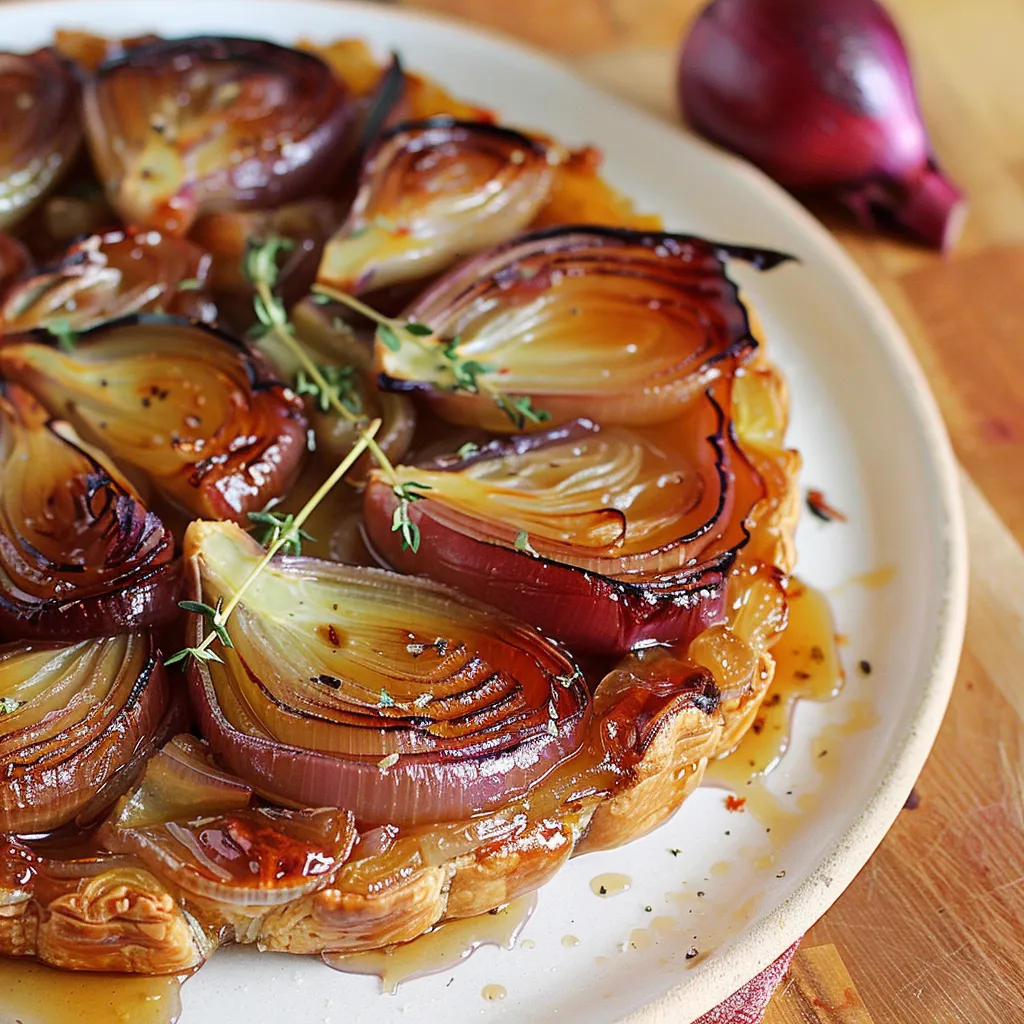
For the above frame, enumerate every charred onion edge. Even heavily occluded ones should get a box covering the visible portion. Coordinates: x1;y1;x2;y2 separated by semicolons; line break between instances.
0;381;181;639
379;223;795;397
365;392;753;650
378;115;551;157
11;311;292;392
421;399;742;561
0;633;173;834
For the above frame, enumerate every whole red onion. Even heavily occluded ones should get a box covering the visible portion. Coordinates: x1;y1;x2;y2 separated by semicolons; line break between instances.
678;0;966;251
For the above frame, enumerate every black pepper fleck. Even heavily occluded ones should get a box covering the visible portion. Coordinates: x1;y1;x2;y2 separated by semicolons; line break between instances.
685;947;699;960
858;659;872;675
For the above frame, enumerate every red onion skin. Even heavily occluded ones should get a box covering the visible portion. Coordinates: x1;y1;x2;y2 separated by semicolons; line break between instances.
188;656;588;829
362;477;728;657
0;561;183;643
678;0;966;250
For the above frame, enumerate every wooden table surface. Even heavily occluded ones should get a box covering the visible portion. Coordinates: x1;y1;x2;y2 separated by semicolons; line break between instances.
398;2;1022;1021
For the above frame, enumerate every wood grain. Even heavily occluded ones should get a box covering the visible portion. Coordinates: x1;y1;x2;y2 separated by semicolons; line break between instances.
763;945;874;1024
398;2;1024;1021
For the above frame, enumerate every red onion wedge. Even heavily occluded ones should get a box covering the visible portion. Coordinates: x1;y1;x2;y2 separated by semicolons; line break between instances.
678;0;966;251
0;384;179;639
0;49;82;232
83;36;355;234
365;392;764;655
0;316;309;523
1;229;216;334
0;632;170;834
103;735;357;909
183;520;590;828
317;119;563;295
379;225;791;431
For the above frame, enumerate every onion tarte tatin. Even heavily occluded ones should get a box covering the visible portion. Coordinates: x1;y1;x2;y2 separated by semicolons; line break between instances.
0;29;800;977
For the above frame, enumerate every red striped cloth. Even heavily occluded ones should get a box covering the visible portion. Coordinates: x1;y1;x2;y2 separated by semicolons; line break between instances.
691;941;801;1024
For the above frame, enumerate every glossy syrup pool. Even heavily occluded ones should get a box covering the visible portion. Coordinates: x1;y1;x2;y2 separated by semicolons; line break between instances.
706;579;844;789
0;960;182;1024
323;894;535;994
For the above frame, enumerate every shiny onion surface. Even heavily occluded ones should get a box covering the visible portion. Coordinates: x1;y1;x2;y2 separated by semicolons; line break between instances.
317;119;562;295
83;36;354;233
0;385;178;639
184;520;590;827
365;393;764;654
0;632;170;834
379;225;791;430
0;229;216;334
0;316;309;522
104;735;357;908
0;49;82;231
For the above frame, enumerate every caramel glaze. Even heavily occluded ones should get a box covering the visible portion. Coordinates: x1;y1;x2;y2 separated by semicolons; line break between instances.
707;579;844;783
0;960;183;1024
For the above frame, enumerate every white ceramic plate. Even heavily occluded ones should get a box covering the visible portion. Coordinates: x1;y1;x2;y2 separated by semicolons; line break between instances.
6;2;968;1020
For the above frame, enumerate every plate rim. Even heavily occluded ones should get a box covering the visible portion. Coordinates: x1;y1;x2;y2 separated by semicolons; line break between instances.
4;2;970;1020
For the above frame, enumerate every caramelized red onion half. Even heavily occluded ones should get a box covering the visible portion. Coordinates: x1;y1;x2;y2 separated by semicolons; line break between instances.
317;119;563;295
366;393;763;655
83;36;355;233
0;49;82;231
0;385;179;639
380;225;791;430
0;316;309;522
0;632;170;833
104;735;357;908
184;521;590;827
0;229;216;334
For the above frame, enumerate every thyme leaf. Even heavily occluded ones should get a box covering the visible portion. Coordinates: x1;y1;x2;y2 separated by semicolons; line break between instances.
46;318;77;353
247;510;315;555
514;530;539;557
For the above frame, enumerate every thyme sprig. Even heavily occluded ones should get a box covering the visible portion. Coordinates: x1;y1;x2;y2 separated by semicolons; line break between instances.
311;283;551;431
165;420;381;668
244;237;430;555
295;364;362;416
247;510;315;554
